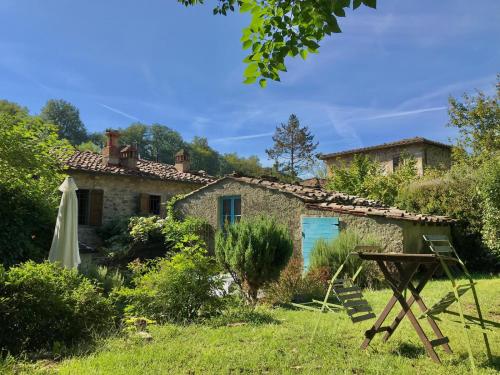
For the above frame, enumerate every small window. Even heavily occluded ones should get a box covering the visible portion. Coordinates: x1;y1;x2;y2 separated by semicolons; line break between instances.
392;156;400;171
220;196;241;227
149;195;161;215
77;189;90;225
76;189;103;226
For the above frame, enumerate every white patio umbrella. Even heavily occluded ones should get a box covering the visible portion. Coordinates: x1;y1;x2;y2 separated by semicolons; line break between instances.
48;176;81;269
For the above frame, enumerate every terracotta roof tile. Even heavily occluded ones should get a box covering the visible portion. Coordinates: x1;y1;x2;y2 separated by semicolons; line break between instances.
178;174;454;223
65;151;213;184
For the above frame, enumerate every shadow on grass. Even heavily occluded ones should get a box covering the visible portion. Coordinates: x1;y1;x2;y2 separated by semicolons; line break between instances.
207;308;281;328
448;352;500;372
391;343;426;359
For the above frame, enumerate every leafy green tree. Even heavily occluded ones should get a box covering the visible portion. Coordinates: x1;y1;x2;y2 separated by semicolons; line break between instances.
119;123;149;156
326;154;379;197
219;153;265;176
188;136;221;175
0;99;29;117
215;215;293;304
40;99;88;145
266;114;318;179
0;110;72;266
327;154;418;206
77;141;101;153
180;0;376;85
448;77;499;158
148;124;184;164
87;131;107;149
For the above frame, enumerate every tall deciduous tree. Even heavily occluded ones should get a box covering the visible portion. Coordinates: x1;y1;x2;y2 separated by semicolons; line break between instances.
180;0;376;86
40;99;88;145
266;114;318;178
188;136;221;175
149;124;184;164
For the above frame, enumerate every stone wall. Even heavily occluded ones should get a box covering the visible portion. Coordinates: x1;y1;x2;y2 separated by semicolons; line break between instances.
175;179;450;258
70;171;202;248
424;144;452;170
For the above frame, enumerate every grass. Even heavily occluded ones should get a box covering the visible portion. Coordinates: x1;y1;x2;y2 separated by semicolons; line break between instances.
5;276;500;375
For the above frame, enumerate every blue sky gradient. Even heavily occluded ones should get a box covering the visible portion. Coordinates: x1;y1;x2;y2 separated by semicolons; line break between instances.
1;0;498;166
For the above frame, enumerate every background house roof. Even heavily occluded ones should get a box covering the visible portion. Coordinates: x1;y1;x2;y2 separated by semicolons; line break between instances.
178;175;453;223
319;137;452;160
66;150;213;184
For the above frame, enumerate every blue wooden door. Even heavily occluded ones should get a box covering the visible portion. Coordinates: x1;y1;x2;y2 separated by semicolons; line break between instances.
301;217;339;270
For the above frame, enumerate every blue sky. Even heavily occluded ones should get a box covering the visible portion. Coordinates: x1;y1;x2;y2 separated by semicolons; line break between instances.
1;0;498;167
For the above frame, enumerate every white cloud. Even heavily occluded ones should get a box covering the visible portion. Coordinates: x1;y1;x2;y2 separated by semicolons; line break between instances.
98;103;140;121
211;132;274;143
358;106;447;121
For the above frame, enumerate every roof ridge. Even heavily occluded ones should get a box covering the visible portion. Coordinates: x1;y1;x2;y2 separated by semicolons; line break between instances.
319;136;452;160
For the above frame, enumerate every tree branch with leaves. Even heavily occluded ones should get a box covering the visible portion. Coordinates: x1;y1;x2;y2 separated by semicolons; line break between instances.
179;0;377;86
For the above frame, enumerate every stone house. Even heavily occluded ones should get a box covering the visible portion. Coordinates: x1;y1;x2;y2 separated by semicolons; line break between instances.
320;137;452;176
174;175;453;268
65;130;213;248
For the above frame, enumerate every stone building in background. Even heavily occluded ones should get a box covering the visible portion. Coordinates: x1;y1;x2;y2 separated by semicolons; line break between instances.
64;130;213;248
319;137;452;176
174;174;453;269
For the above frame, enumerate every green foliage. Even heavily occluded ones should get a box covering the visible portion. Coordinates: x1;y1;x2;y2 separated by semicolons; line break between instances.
0;261;114;354
447;76;499;158
478;156;500;257
115;247;223;323
215;215;293;303
77;140;101;153
219;153;267;177
266;114;318;179
0;99;29;117
188;136;222;175
129;215;207;251
309;229;383;288
80;264;125;296
0;109;72;266
40;99;88;145
180;0;376;85
262;255;326;305
327;154;418;206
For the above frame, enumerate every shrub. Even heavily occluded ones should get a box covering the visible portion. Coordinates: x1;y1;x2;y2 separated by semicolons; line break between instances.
80;264;125;296
114;246;223;324
0;261;114;355
101;215;209;266
262;256;325;305
309;229;383;288
215;215;293;304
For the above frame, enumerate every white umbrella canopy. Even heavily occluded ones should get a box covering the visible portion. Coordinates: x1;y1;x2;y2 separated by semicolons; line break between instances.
48;176;81;269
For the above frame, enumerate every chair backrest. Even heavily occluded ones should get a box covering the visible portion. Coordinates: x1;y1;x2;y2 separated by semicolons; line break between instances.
423;234;455;256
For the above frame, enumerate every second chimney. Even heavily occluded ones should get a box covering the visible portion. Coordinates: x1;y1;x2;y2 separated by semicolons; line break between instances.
175;149;190;173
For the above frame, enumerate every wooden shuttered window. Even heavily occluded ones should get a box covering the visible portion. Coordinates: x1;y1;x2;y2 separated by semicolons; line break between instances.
138;193;162;216
89;189;104;226
139;193;149;216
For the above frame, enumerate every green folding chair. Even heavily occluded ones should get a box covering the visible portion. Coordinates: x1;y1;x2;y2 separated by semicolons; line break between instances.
421;235;493;371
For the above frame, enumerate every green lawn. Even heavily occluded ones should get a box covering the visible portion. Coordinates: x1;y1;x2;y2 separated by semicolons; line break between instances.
11;277;500;375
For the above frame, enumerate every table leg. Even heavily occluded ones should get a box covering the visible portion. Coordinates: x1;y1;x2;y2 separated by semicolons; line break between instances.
382;263;452;354
378;261;442;364
361;261;419;350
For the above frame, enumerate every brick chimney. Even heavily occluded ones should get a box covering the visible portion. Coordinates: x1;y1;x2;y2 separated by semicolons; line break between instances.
175;149;190;173
120;143;138;169
102;130;120;166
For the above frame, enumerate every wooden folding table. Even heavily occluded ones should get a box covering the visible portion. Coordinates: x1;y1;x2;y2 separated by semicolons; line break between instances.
356;252;457;363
